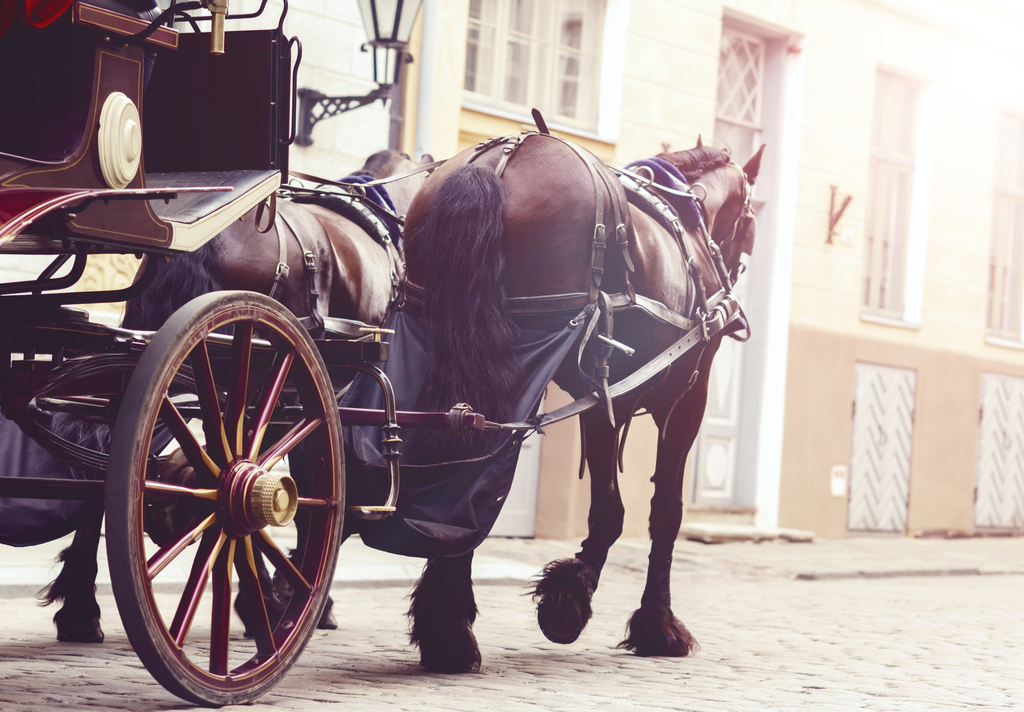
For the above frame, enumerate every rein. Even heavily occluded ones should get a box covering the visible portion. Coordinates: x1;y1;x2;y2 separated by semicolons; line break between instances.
401;136;752;435
288;163;444;226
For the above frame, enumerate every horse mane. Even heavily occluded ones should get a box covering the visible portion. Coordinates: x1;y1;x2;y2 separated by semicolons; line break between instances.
656;146;731;183
122;243;223;331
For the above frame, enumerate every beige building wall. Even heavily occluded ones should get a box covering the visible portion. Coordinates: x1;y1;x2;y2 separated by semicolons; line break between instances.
777;1;1024;536
421;0;1024;540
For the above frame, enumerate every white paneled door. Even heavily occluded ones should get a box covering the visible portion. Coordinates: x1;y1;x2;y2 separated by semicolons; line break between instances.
975;373;1024;531
848;363;916;533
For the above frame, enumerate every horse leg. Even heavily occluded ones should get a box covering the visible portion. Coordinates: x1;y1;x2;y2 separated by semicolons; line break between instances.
271;444;337;630
618;357;716;657
408;552;481;673
533;409;623;644
38;510;105;643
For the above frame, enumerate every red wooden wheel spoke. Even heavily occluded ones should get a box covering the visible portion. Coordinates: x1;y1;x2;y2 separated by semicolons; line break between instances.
143;481;218;500
234;536;277;656
209;538;236;676
159;396;220;479
147;512;218;579
169;528;227;647
224;321;254;457
107;293;343;705
246;350;294;460
253;529;312;597
189;341;232;466
255;416;323;471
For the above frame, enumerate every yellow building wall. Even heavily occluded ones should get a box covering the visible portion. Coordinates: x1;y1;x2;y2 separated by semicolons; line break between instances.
405;0;1024;539
790;0;1024;364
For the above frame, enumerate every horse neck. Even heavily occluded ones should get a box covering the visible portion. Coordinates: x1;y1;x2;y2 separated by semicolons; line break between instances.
374;158;424;216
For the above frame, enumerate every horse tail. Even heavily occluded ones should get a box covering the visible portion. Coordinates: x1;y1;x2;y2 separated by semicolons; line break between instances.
406;163;523;462
122;241;223;331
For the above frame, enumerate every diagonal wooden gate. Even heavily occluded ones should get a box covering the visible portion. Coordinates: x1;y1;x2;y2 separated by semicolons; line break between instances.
975;373;1024;531
848;363;916;533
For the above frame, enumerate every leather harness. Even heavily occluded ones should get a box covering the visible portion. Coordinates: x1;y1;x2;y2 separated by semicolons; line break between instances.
275;136;752;440
437;132;752;436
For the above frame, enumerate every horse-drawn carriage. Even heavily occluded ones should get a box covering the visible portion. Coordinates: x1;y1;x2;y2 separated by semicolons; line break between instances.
1;0;763;706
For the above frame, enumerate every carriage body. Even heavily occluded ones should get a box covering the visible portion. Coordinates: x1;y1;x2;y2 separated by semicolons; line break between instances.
0;2;398;705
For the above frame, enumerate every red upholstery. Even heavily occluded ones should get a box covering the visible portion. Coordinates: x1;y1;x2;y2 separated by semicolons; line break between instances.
0;0;75;37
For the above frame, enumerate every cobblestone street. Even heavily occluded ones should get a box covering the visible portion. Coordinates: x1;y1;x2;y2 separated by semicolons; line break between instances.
1;535;1022;711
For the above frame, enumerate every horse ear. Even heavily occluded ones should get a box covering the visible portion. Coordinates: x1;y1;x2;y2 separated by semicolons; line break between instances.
695;134;703;148
743;144;766;185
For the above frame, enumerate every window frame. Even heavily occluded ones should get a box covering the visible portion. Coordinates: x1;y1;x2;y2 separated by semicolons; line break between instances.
862;69;922;321
987;112;1024;341
714;28;766;163
463;0;606;133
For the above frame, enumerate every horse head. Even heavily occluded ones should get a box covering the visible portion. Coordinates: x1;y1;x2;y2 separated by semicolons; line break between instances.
716;145;764;282
658;143;765;285
357;149;429;217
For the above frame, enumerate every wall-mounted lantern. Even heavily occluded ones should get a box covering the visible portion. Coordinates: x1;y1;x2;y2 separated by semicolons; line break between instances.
295;0;424;148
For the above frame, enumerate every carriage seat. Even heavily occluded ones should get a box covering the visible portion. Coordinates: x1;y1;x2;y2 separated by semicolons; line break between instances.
146;169;280;252
80;0;162;22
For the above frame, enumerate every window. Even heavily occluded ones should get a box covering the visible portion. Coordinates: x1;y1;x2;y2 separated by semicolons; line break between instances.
464;0;603;130
987;113;1024;339
714;29;764;161
863;71;919;316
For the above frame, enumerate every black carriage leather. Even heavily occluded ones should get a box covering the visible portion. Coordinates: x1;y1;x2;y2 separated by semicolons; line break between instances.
0;414;101;547
289;189;398;252
147;169;276;224
340;308;588;558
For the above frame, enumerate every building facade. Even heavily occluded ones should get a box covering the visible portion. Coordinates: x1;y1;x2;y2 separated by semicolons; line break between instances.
395;0;1024;539
31;0;1022;539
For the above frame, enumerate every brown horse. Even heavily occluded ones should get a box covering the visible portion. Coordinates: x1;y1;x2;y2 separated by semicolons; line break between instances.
39;149;427;644
400;133;763;672
121;149;424;333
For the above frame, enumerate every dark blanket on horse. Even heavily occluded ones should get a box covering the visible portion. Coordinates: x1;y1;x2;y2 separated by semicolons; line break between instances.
340;306;591;558
339;173;403;248
294;173;403;251
624;157;703;231
0;414;101;547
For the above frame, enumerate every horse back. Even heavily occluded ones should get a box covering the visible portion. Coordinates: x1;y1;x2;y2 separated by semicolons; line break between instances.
405;137;604;300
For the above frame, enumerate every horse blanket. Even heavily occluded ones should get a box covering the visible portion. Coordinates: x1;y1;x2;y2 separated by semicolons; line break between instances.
340;305;593;558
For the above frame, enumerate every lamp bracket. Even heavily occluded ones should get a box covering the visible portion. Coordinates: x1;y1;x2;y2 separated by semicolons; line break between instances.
295;85;393;147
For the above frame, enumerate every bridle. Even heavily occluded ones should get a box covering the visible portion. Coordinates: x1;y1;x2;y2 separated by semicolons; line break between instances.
689;162;753;290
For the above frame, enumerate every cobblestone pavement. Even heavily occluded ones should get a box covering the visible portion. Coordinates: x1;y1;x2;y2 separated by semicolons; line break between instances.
1;535;1022;711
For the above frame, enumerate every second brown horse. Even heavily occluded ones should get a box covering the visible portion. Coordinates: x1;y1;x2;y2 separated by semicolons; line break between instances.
401;133;763;672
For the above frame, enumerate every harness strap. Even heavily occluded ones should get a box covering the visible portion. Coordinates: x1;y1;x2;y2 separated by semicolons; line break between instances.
268;214;290;302
276;209;325;333
488;291;742;432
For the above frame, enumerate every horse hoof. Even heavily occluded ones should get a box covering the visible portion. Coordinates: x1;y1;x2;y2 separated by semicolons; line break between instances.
55;617;104;644
317;597;338;630
417;626;481;673
617;605;698;657
234;592;287;638
531;558;597;644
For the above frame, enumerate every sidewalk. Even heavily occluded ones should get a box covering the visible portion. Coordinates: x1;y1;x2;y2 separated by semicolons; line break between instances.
3;527;1021;598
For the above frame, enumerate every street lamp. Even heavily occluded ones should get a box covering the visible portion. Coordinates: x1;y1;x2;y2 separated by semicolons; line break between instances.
295;0;424;148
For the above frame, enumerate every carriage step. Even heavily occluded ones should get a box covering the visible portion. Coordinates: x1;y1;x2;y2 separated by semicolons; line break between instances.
348;505;396;520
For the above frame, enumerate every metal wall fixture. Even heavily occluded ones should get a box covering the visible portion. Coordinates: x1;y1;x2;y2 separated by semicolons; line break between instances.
827;184;852;244
295;0;424;148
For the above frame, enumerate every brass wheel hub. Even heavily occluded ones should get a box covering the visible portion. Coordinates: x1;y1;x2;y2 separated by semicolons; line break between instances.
221;460;298;536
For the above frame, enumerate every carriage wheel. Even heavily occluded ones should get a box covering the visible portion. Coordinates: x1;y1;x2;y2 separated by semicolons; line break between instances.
106;291;343;706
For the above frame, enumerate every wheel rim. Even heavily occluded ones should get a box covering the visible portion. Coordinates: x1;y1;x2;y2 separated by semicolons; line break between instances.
107;292;343;706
